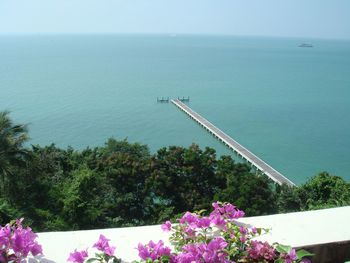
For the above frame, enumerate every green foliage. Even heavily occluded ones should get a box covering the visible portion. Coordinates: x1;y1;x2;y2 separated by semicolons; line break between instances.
296;249;314;260
96;145;151;227
61;166;108;229
146;144;219;216
214;159;278;216
101;138;150;160
0;198;23;225
0;111;29;196
1;111;349;231
276;183;302;213
277;172;350;213
299;172;350;209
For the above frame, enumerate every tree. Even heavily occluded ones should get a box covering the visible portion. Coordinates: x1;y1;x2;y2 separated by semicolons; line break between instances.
277;172;350;212
275;184;301;213
215;164;278;216
298;172;350;210
0;111;29;196
61;166;109;229
9;144;72;231
95;140;152;227
101;138;150;160
146;144;222;220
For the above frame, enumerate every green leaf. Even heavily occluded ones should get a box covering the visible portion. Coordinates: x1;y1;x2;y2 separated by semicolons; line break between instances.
275;244;291;254
86;258;99;263
195;209;207;215
296;249;314;259
257;227;262;235
9;219;17;226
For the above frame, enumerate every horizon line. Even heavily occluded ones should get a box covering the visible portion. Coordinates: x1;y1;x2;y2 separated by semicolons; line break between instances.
0;32;349;41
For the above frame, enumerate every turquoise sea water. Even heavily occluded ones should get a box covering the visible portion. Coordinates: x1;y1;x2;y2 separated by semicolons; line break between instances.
0;35;349;184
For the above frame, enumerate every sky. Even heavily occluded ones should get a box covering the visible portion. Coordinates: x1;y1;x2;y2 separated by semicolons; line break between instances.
0;0;350;39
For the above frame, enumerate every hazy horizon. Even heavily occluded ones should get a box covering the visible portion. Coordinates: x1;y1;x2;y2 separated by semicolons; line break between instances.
1;0;350;40
1;32;350;42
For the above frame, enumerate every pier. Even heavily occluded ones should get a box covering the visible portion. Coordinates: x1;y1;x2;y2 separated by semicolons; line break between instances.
178;96;190;102
171;99;295;186
157;97;169;103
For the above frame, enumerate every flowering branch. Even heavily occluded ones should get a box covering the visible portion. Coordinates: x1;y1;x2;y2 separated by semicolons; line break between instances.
135;202;313;263
68;234;121;263
0;218;43;263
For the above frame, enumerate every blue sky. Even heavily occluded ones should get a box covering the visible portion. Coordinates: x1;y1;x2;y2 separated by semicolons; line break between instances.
0;0;349;39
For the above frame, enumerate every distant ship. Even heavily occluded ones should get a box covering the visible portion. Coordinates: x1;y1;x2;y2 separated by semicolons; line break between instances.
299;43;313;48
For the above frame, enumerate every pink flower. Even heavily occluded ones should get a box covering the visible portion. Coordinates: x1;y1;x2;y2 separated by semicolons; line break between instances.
251;227;257;234
176;238;228;263
161;221;172;232
239;235;246;243
281;248;297;263
67;249;88;263
211;202;245;220
183;226;195;237
0;224;11;249
247;240;276;261
289;248;297;260
137;243;151;260
93;234;116;256
209;214;226;228
137;240;171;261
179;212;198;225
0;219;43;263
174;252;197;263
239;226;247;234
204;237;228;262
30;243;43;256
10;223;43;258
197;217;211;228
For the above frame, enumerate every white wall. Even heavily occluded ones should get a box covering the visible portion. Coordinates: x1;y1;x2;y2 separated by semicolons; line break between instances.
32;206;350;263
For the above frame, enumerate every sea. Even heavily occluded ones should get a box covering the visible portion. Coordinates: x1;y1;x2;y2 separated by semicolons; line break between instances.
0;34;349;184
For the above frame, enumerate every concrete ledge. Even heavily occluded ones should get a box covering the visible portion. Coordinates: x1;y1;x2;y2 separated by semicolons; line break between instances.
34;206;350;263
37;225;170;263
238;206;350;248
238;206;350;263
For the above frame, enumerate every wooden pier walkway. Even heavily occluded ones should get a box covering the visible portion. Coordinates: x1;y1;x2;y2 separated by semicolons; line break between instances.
171;99;295;186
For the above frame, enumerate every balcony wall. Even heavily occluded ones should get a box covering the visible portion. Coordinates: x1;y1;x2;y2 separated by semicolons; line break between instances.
33;206;350;263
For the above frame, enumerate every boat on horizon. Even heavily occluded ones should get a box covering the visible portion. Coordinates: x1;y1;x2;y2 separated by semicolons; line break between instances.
299;43;313;48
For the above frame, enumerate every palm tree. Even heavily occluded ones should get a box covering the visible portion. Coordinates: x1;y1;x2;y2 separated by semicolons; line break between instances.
0;111;29;194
